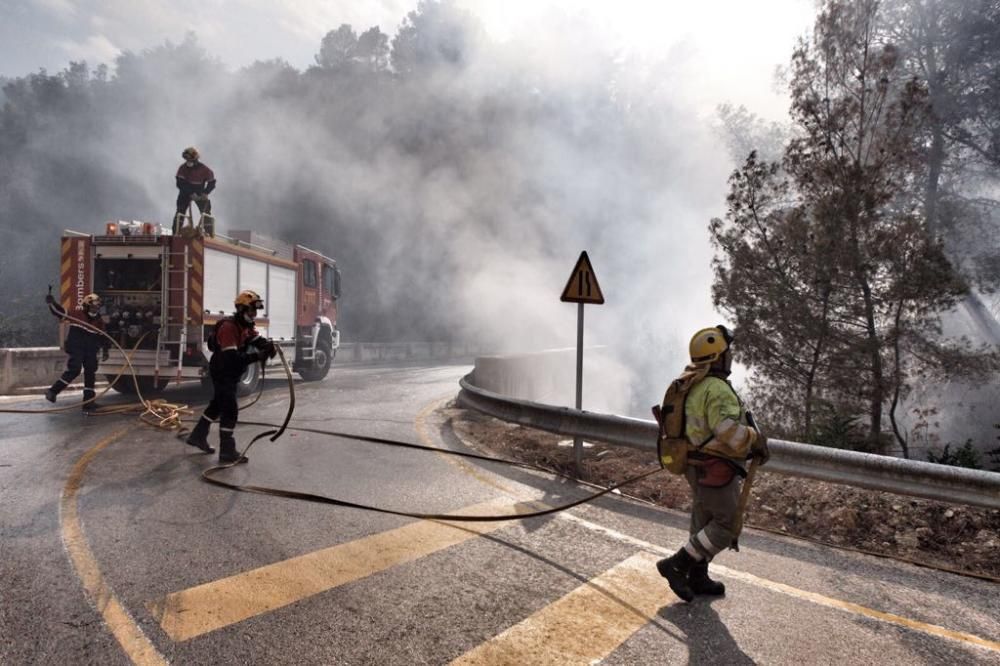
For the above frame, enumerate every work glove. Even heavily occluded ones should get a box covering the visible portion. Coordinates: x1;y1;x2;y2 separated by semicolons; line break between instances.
45;294;55;304
751;431;770;466
266;339;278;359
101;347;110;362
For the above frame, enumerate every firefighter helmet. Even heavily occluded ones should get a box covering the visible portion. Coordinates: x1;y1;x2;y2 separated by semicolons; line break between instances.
235;290;263;311
182;146;200;161
82;293;102;309
689;325;733;364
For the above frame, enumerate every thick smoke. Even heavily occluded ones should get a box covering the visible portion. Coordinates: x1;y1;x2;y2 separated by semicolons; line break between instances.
0;2;783;415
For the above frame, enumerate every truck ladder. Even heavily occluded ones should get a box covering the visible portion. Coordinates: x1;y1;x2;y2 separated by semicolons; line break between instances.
158;245;191;384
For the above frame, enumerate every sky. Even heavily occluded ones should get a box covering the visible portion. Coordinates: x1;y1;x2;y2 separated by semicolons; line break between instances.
0;0;815;119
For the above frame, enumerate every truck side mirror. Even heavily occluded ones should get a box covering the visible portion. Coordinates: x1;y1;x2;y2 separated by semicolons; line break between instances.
333;267;342;300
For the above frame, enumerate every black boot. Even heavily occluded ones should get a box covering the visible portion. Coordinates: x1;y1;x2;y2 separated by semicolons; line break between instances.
656;549;697;602
689;561;726;596
45;388;58;403
185;417;215;454
218;437;248;465
82;391;102;414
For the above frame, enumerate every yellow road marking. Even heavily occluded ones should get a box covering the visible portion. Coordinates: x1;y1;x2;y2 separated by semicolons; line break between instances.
451;552;669;665
717;566;1000;653
60;428;168;666
559;513;1000;655
148;499;536;642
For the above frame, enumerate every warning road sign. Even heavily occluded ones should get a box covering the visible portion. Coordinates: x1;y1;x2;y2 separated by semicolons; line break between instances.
560;251;604;304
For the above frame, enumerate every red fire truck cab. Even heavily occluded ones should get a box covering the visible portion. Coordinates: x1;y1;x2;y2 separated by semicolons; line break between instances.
58;224;341;395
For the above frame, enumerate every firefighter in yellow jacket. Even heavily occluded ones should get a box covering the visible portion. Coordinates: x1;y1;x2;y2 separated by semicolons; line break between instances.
656;325;770;602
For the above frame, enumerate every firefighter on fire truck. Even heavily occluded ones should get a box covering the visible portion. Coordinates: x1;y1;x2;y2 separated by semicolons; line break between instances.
185;290;276;464
174;146;216;234
44;292;110;413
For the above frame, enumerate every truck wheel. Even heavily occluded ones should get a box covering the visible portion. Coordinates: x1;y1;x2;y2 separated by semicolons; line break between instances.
106;375;167;395
236;361;262;397
299;340;333;382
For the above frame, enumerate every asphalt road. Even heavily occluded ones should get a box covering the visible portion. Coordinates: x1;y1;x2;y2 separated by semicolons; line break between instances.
1;361;998;665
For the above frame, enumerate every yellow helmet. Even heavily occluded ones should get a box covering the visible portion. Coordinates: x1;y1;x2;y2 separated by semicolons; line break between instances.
182;146;200;161
689;325;733;363
235;290;263;310
82;293;102;309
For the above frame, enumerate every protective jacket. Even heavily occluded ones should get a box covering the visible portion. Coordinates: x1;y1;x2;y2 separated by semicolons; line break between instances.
190;316;271;460
210;318;264;380
175;162;216;197
46;300;108;407
684;375;758;464
48;301;110;353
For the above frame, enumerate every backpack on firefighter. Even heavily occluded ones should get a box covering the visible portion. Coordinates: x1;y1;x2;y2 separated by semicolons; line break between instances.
205;318;229;353
651;365;711;475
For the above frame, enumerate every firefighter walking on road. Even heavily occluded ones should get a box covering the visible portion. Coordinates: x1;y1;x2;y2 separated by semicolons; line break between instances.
44;292;110;413
185;290;275;464
656;325;770;602
174;146;216;234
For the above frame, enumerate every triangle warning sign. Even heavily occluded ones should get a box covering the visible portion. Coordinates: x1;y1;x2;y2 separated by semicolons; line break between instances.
560;251;605;304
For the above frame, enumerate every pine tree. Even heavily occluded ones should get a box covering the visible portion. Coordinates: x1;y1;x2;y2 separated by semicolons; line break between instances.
711;0;990;454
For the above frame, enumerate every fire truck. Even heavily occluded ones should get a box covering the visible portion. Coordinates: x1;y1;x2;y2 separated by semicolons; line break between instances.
58;222;341;395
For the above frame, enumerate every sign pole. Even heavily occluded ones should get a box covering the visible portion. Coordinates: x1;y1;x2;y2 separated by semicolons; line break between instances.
559;250;605;480
574;302;584;476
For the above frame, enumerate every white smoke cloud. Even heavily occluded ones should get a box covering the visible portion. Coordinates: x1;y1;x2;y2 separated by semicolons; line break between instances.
0;0;815;415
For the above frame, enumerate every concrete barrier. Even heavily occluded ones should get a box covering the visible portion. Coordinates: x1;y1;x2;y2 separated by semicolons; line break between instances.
0;348;68;394
0;342;478;394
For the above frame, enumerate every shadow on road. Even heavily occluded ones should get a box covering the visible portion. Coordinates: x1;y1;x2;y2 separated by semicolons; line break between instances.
658;599;755;665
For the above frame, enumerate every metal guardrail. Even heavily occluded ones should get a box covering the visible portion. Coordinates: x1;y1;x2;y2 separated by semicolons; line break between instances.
458;374;1000;510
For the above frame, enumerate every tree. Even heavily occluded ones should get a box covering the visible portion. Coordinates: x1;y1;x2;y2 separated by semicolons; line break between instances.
716;104;789;165
315;25;389;75
882;0;1000;284
316;24;358;70
390;0;484;76
710;152;841;436
712;0;990;454
357;27;390;73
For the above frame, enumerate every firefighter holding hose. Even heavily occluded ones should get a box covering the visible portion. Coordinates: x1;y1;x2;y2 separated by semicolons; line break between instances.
186;290;275;464
44;291;110;413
